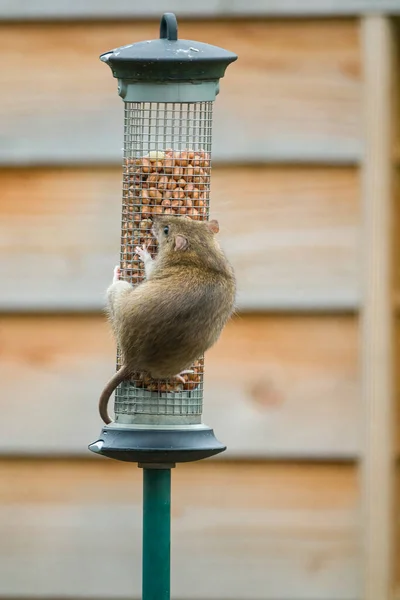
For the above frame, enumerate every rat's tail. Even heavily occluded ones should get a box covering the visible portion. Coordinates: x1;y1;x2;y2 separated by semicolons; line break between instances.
98;364;129;425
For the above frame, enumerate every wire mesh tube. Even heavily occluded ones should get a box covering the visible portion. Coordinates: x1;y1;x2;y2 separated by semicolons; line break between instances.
114;101;213;426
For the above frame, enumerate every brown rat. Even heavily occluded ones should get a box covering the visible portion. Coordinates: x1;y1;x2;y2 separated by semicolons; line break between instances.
98;214;236;424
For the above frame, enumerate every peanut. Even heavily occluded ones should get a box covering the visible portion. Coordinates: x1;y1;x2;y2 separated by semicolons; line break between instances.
172;166;183;180
158;175;169;190
141;158;151;173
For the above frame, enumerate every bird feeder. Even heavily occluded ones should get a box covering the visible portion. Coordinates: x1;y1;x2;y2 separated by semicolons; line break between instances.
89;13;237;600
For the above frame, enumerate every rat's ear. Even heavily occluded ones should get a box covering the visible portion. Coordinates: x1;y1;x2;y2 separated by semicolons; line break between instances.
174;235;189;251
207;219;219;234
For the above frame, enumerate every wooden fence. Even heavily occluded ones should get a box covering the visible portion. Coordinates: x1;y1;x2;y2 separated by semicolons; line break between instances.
1;3;399;599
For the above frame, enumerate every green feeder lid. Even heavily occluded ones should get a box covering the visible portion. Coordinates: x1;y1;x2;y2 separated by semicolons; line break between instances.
100;12;238;83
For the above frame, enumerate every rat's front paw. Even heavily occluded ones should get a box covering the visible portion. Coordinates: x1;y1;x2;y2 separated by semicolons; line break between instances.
113;265;121;283
135;244;151;263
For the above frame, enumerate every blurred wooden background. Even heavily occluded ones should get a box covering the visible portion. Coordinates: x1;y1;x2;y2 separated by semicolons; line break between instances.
1;2;400;599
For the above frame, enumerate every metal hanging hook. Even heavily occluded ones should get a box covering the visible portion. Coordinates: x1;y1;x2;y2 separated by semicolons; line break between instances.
160;12;178;41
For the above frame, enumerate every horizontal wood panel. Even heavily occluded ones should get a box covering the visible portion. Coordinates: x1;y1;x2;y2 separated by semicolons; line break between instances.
0;166;360;311
0;459;360;599
0;21;361;165
1;0;399;18
0;314;360;457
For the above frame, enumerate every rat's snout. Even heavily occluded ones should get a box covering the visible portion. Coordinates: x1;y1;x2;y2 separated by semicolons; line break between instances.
150;214;163;238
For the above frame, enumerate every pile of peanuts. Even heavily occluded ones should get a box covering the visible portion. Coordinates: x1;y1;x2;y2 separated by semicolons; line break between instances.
124;147;210;216
120;148;210;394
134;358;203;394
121;148;210;273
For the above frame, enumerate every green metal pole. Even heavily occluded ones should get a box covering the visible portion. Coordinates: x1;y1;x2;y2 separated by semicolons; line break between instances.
142;467;171;600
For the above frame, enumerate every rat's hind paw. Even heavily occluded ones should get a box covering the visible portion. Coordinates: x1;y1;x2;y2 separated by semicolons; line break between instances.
174;370;195;384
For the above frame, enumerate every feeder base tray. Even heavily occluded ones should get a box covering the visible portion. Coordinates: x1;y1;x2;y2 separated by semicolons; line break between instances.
88;425;226;464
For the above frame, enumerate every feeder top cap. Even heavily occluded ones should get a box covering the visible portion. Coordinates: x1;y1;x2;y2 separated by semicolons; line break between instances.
100;12;238;83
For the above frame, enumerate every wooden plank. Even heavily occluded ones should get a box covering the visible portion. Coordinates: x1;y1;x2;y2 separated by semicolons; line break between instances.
0;459;360;599
0;21;361;165
395;171;400;308
360;16;397;600
0;314;359;458
0;166;360;311
1;0;400;19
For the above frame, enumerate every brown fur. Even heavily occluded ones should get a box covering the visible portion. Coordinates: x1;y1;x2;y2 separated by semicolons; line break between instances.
98;215;236;424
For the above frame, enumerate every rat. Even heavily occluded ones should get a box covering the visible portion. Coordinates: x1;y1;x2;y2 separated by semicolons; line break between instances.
98;214;236;424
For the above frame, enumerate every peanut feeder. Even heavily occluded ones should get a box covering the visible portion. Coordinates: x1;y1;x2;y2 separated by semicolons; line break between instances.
88;15;237;599
89;13;237;465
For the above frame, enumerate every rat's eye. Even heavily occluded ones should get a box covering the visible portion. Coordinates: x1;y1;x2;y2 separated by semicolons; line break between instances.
163;226;169;235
